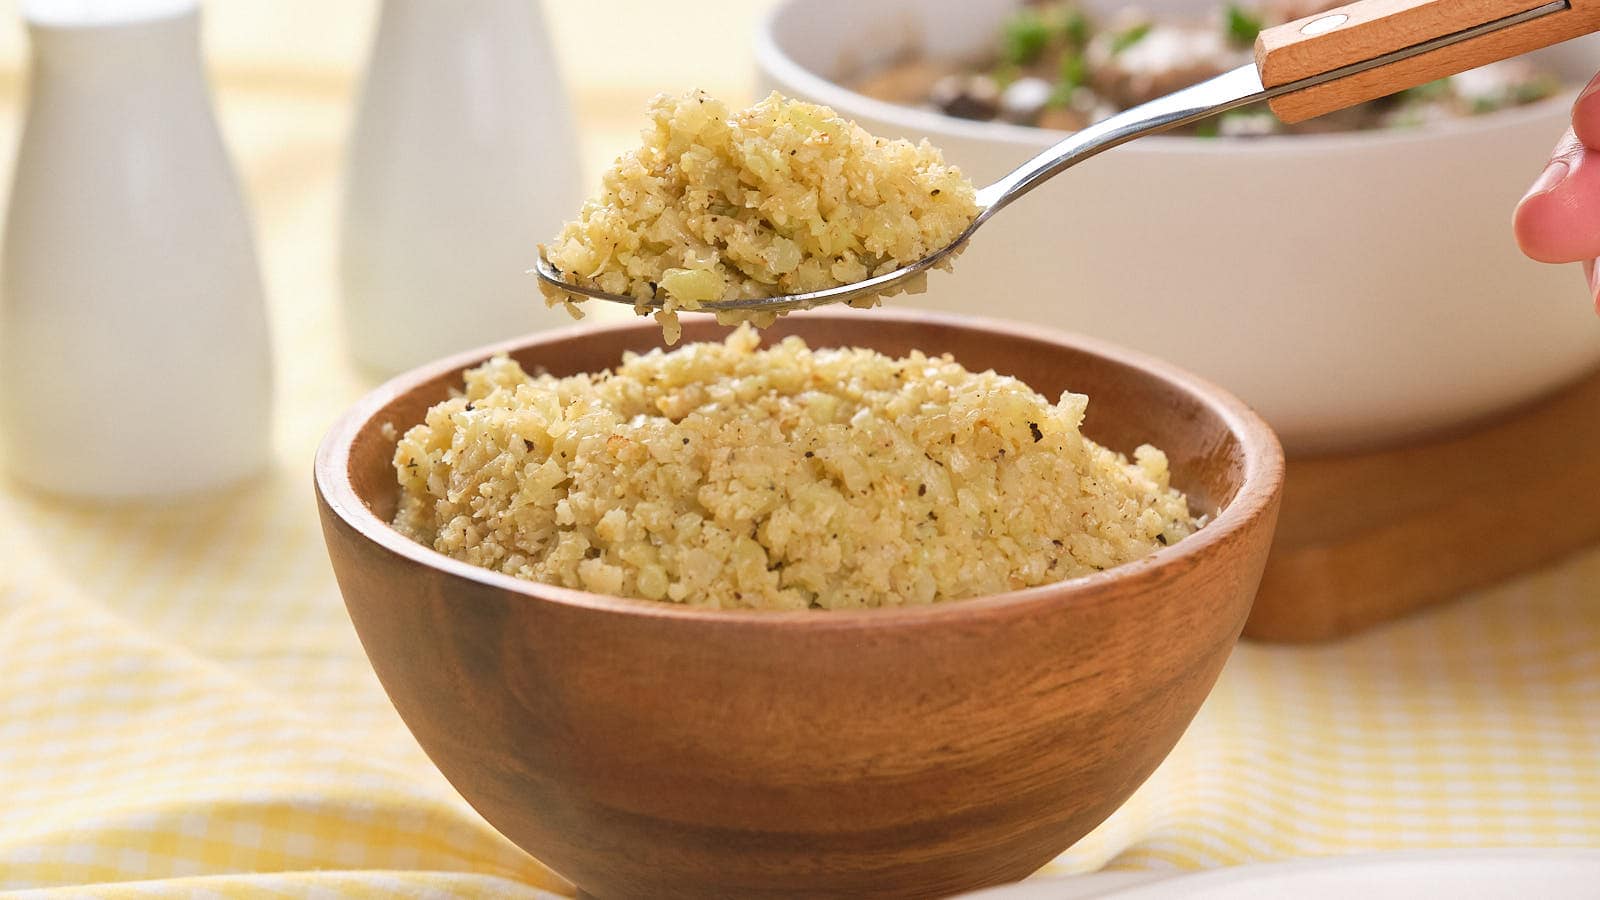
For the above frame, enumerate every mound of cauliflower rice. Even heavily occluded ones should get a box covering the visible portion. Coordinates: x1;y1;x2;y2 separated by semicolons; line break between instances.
391;327;1201;610
538;91;980;343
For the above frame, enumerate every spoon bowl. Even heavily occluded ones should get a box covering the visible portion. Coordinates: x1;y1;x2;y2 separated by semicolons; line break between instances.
536;0;1588;315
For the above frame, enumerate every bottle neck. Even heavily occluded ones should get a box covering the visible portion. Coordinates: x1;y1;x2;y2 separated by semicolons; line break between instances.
374;0;545;38
27;7;204;90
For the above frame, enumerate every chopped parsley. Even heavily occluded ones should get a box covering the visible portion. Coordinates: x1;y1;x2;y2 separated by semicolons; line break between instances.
1224;4;1263;48
1000;10;1052;66
1110;21;1152;54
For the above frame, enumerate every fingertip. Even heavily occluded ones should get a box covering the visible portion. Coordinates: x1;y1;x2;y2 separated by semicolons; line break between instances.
1513;166;1576;263
1575;72;1600;150
1514;140;1600;264
1514;190;1571;263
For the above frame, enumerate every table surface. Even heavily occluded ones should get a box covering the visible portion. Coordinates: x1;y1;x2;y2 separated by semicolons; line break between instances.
0;3;1597;894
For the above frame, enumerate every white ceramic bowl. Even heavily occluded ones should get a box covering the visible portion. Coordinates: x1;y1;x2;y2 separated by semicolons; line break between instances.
756;0;1600;453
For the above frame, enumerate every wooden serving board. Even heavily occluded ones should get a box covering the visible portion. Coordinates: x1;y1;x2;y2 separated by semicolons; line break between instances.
1244;365;1600;642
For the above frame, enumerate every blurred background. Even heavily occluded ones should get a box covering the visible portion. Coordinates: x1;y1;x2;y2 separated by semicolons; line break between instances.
0;0;778;183
1;0;1593;453
1;2;1597;893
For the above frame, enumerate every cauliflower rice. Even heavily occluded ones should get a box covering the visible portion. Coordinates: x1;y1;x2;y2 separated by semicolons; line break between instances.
391;327;1200;610
539;91;980;343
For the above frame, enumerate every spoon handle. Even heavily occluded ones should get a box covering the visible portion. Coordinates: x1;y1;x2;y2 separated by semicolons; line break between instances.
1259;0;1600;123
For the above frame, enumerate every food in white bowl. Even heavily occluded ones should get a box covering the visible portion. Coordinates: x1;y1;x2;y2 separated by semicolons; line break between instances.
756;0;1600;453
854;1;1561;136
539;90;978;342
390;325;1200;610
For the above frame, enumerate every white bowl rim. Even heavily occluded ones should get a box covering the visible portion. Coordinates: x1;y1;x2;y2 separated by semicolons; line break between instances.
316;308;1285;631
753;0;1582;155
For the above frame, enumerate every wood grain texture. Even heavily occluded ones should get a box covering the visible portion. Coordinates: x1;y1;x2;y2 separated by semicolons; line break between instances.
1257;0;1549;85
315;310;1284;899
1256;0;1600;122
1247;366;1600;643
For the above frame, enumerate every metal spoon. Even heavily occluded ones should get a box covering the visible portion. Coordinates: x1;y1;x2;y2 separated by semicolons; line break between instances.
536;0;1593;314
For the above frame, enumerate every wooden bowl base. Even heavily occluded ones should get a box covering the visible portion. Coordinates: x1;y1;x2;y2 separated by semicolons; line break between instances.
1246;367;1600;643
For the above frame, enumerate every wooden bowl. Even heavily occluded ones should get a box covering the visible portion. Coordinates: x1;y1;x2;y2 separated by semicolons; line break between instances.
315;309;1284;899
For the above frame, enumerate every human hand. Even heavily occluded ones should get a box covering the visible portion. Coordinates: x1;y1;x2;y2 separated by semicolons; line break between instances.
1514;72;1600;314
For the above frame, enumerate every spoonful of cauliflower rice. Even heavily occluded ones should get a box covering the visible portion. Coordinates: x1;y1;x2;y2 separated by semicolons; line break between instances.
537;0;1600;341
537;91;979;344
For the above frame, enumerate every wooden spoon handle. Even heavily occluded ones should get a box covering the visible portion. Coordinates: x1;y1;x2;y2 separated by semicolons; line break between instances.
1257;0;1600;123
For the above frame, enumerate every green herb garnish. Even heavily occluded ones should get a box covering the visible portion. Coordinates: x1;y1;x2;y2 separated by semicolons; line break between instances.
1001;10;1052;66
1048;51;1089;108
1057;52;1088;93
1058;7;1092;50
1224;4;1263;48
1510;74;1561;105
1401;78;1453;104
1111;21;1152;54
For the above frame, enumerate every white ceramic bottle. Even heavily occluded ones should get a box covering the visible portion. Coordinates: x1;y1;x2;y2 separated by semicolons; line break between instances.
0;0;274;499
341;0;588;376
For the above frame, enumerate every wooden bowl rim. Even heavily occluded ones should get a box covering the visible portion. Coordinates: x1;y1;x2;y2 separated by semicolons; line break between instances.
315;308;1284;631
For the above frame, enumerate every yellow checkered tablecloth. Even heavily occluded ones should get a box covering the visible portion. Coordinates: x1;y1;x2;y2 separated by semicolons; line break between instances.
2;74;1599;897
